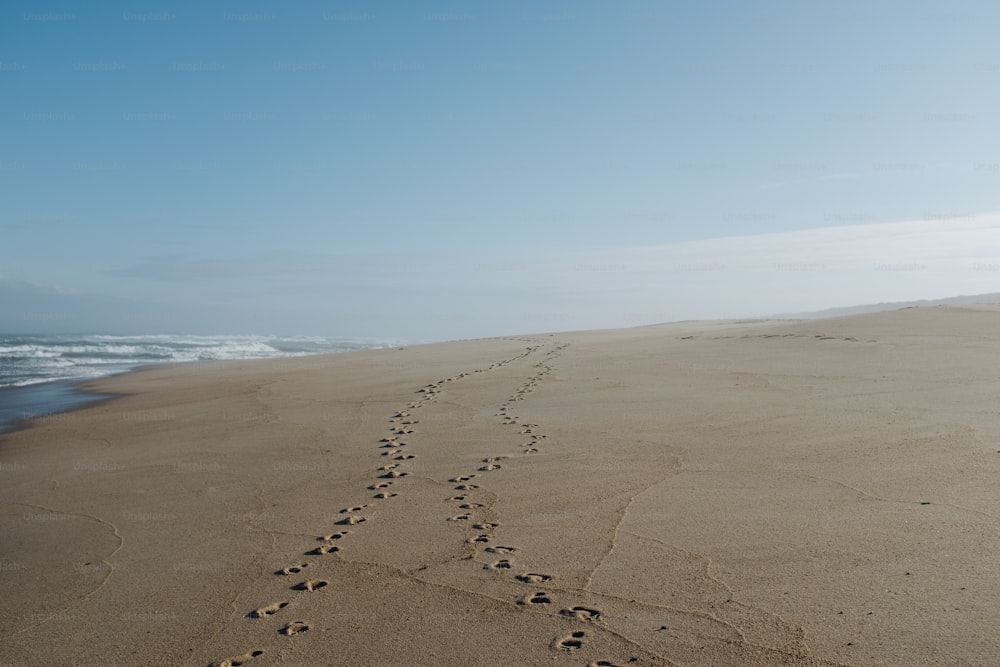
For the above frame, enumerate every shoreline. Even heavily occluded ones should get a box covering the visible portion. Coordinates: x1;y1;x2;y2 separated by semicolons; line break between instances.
0;377;121;436
2;308;1000;665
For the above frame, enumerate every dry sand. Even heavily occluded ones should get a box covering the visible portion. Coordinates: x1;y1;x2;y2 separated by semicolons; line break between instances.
2;305;1000;666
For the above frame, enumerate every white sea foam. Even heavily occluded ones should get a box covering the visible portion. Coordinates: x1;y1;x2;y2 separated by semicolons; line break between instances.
0;334;402;388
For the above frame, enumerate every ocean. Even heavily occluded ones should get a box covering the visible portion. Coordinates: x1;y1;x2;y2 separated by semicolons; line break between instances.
0;333;401;433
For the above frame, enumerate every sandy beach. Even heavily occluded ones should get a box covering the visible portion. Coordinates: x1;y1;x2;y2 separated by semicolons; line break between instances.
2;305;999;666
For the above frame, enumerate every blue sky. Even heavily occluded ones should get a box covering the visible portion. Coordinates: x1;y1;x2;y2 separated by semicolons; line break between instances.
2;0;999;339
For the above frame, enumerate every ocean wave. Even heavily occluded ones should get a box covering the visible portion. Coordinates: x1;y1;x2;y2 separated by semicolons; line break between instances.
0;334;401;389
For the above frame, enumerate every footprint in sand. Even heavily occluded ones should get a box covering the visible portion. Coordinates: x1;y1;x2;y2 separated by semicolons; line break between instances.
446;495;467;502
373;492;397;499
484;545;516;554
484;559;513;571
320;531;349;541
340;505;367;513
472;522;498;530
459;502;485;510
381;470;408;479
275;564;309;576
586;662;622;667
210;649;264;667
281;621;310;635
448;514;472;522
309;544;339;555
369;482;392;490
381;449;400;457
449;475;476;483
521;591;552;605
394;454;416;460
555;630;586;651
478;464;502;471
560;606;602;621
454;484;479;491
337;515;366;526
516;573;553;584
523;448;539;454
250;602;288;618
468;534;490;544
292;579;328;592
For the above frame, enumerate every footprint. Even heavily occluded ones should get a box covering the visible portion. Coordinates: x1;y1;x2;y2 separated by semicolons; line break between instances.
292;579;328;592
309;544;339;555
281;621;310;636
369;482;392;490
516;573;553;583
468;534;490;544
337;515;366;526
275;564;309;576
482;456;508;463
484;559;513;570
210;650;264;667
472;522;498;530
340;505;367;513
560;606;602;620
523;448;539;454
555;631;586;651
459;502;485;510
521;591;552;605
449;475;476;483
448;514;472;522
319;531;348;540
454;484;478;491
446;495;467;502
586;662;621;667
485;545;516;554
478;464;502;471
394;454;416;460
378;464;400;471
381;470;408;479
373;492;397;499
381;449;400;457
250;602;288;619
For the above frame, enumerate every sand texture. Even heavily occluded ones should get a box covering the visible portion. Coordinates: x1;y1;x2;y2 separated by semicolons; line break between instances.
2;305;1000;666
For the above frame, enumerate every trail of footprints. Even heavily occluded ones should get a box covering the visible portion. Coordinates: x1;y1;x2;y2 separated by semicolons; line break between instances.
208;342;566;667
212;341;624;666
436;343;622;663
